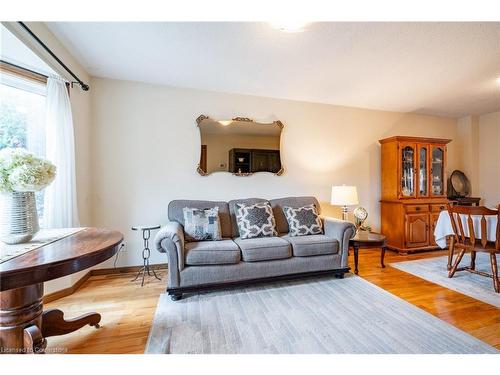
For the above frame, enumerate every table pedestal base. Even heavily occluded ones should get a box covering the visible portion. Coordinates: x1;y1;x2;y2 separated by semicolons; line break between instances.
0;283;101;354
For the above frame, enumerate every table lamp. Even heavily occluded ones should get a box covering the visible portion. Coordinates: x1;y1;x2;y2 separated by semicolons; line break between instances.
331;185;359;221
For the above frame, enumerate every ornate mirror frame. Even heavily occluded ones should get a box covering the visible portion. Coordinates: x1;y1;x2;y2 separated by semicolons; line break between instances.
196;114;285;176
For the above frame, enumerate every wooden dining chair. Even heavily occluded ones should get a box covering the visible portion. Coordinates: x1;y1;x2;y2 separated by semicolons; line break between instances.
447;204;500;293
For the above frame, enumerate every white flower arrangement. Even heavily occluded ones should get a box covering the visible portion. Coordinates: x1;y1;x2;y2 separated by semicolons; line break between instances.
0;148;56;193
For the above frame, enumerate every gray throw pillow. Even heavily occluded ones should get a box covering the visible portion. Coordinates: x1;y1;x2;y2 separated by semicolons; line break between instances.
236;201;278;239
284;204;323;236
183;207;222;241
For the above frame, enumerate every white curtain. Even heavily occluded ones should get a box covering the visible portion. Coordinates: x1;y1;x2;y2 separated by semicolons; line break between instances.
43;75;80;228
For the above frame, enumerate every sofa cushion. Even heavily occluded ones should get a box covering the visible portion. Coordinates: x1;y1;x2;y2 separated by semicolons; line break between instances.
229;198;268;237
169;200;232;238
185;239;241;266
183;207;222;241
236;201;278;239
284;204;323;236
270;197;321;234
282;235;339;257
234;236;291;262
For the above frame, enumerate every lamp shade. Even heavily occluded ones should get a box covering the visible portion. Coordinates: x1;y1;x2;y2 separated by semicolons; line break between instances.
331;185;359;206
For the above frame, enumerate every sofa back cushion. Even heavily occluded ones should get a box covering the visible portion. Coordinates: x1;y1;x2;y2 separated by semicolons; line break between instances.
168;200;232;238
270;196;321;234
228;198;268;237
169;197;320;238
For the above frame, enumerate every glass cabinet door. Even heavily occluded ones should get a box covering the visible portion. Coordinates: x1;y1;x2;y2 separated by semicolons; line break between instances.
417;145;428;196
431;146;445;196
400;144;416;197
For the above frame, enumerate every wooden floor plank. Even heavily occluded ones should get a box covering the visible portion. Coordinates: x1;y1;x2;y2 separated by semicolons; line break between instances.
45;249;500;353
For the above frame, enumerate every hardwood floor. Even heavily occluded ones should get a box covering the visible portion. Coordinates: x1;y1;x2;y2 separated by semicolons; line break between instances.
45;249;500;353
45;271;166;354
357;249;500;350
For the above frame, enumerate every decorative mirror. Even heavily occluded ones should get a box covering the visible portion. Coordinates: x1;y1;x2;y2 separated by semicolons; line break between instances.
196;115;284;176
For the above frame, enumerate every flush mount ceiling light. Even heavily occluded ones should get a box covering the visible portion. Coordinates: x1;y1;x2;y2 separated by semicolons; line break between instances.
270;21;309;33
218;120;232;126
496;76;500;85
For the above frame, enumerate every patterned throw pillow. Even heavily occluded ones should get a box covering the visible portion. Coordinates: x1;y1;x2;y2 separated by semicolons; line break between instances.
183;207;222;241
284;204;323;237
236;201;278;239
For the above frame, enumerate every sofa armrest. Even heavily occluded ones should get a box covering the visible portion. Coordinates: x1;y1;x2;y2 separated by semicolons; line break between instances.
322;216;356;268
154;222;185;288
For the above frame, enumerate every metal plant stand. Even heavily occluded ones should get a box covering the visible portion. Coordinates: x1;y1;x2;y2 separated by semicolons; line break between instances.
131;225;162;286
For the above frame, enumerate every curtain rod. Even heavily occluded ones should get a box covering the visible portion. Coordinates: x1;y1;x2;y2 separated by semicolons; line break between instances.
18;22;90;91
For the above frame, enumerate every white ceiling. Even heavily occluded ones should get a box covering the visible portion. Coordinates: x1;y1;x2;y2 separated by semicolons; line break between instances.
46;22;500;117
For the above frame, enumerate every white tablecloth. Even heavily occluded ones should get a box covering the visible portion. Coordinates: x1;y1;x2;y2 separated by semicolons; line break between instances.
434;211;498;248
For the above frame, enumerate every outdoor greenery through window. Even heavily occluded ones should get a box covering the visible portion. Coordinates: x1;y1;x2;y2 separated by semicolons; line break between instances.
0;71;47;222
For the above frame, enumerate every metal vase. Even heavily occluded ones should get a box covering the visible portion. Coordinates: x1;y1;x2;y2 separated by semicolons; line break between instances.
0;191;40;245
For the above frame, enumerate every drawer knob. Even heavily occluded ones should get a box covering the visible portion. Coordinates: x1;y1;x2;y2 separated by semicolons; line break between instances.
440;206;444;210
416;206;421;211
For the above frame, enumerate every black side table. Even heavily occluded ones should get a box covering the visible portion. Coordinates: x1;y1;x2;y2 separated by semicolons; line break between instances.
449;197;481;206
131;225;162;286
349;231;387;275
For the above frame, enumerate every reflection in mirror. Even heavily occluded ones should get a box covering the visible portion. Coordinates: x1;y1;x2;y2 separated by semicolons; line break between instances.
196;115;284;176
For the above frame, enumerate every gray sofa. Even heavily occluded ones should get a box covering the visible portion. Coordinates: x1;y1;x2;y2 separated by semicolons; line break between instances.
154;196;356;300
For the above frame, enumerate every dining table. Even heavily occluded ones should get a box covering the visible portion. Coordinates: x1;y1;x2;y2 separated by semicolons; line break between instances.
0;228;123;354
434;210;498;249
434;209;498;269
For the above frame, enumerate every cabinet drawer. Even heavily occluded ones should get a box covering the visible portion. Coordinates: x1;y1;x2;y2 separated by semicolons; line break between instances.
430;204;446;212
405;204;429;213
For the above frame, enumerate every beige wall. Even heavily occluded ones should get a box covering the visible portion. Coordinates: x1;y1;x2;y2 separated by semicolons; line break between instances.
90;77;460;268
3;22;93;293
456;116;480;196
478;111;500;207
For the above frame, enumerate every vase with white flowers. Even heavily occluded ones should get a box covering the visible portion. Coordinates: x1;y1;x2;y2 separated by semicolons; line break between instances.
0;148;56;244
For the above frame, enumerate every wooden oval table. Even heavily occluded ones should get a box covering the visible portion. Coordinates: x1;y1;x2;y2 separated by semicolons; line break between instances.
0;228;123;354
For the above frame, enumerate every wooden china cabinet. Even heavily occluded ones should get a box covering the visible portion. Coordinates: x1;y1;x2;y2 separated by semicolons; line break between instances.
379;136;451;254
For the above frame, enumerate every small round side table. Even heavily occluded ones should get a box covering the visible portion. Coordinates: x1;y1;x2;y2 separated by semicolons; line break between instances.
131;225;162;286
349;231;387;275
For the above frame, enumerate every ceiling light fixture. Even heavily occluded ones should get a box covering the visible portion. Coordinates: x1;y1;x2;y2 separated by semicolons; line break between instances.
270;21;309;33
496;76;500;85
218;120;232;126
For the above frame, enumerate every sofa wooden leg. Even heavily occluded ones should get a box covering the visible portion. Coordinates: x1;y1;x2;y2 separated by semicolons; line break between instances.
170;293;183;301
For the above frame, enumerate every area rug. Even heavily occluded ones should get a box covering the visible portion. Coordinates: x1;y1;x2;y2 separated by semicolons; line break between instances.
145;275;497;354
391;253;500;308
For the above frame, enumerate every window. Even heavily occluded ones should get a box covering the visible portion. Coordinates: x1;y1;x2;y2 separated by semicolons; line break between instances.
1;24;59;227
0;69;48;222
0;71;46;152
